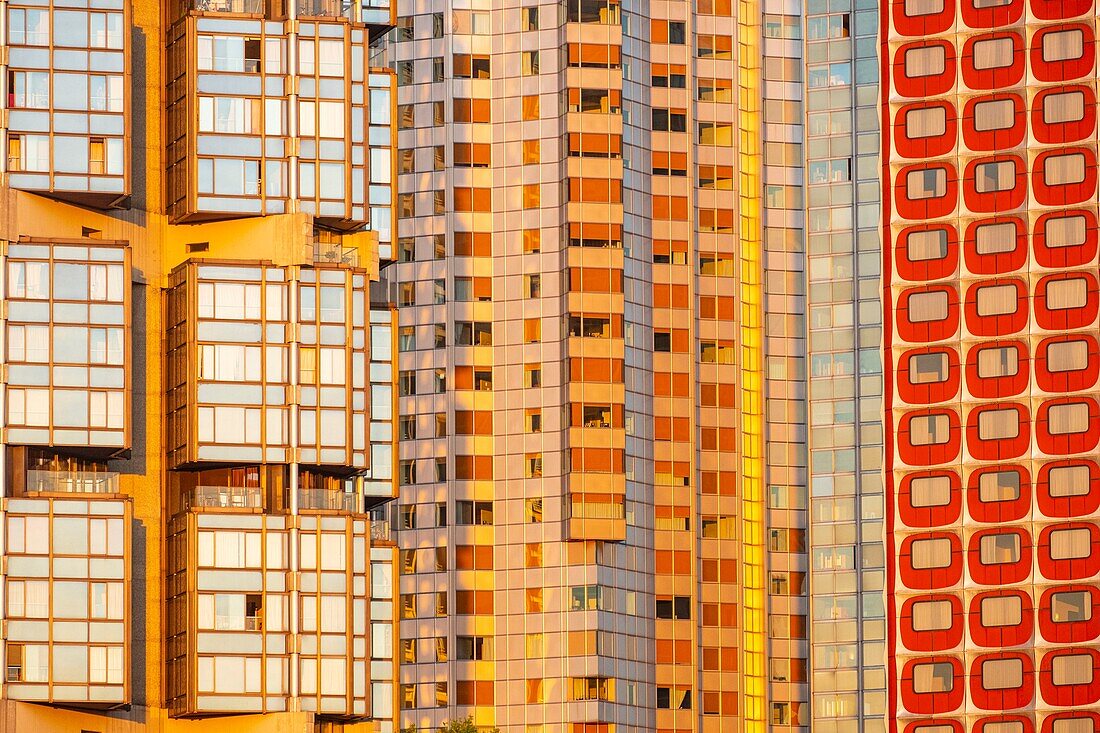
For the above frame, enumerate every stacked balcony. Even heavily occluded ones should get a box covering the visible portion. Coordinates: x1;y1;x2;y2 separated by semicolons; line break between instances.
1;240;134;707
4;1;131;208
164;0;396;249
163;257;396;722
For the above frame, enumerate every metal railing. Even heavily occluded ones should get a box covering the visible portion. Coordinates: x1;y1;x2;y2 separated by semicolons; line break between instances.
189;486;264;509
369;519;391;541
296;0;348;16
193;0;265;13
26;470;119;494
295;488;361;513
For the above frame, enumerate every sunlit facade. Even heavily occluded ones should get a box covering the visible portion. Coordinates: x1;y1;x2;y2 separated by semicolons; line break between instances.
0;1;400;731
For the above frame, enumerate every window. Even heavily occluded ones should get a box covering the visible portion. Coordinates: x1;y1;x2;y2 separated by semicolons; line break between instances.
976;284;1018;316
982;658;1023;689
1045;215;1087;248
973;98;1015;131
908;290;948;322
1052;719;1096;733
975;221;1016;254
1047;277;1088;310
1049;402;1090;435
905;46;945;77
910;475;951;507
652;108;687;132
807;13;850;39
807;62;851;88
907;229;948;261
456;636;494;661
522;51;539;75
656;686;691;709
910;537;952;568
979;470;1020;502
522;6;539;29
1048;340;1089;372
975;160;1016;193
912;662;954;692
977;346;1018;378
978;408;1020;440
981;594;1023;626
1052;654;1093;685
1044;91;1086;124
972;37;1014;69
906;106;946;138
656;596;692;619
1051;590;1091;623
911;599;953;630
1050;527;1091;559
909;352;948;384
905;0;943;15
981;533;1021;564
1049;464;1090;497
910;414;950;445
1045;154;1086;186
455;501;493;525
1043;30;1084;62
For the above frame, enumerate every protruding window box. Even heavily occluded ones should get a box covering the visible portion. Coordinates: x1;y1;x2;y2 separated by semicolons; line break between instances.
3;240;131;456
2;496;131;708
5;0;131;209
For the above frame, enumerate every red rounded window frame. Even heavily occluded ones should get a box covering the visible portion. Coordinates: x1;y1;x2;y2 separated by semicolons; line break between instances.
1035;333;1100;394
899;531;964;590
962;216;1027;275
898;469;962;527
898;409;962;467
1036;459;1100;519
900;656;965;714
963;278;1028;338
1035;396;1100;456
1034;209;1099;269
960;0;1022;27
895;162;959;220
964;340;1029;400
960;32;1025;90
1031;24;1095;83
962;155;1027;214
897;347;961;405
1034;271;1100;331
1036;522;1100;580
966;463;1031;523
895;223;959;282
894;40;957;98
894;102;958;160
896;285;960;344
892;0;954;36
969;589;1034;648
899;593;964;652
1038;647;1100;706
969;652;1035;711
1038;584;1100;644
1033;148;1098;207
1040;712;1100;733
1032;85;1097;145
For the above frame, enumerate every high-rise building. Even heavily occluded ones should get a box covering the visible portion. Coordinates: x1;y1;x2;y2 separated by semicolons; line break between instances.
0;1;400;732
384;0;1100;730
884;0;1100;731
381;0;769;730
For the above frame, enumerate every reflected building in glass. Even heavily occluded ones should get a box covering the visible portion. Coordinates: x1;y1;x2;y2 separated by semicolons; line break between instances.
0;1;400;732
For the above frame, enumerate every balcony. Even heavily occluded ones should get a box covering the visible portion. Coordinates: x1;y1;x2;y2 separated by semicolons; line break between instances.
370;519;391;542
191;0;265;12
295;488;361;513
297;0;349;17
188;486;264;509
24;470;119;495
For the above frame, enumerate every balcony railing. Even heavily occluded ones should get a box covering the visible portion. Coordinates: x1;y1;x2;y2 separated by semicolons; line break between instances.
193;0;264;13
369;519;391;541
25;470;119;494
295;488;361;512
568;501;626;520
189;486;264;509
296;0;349;17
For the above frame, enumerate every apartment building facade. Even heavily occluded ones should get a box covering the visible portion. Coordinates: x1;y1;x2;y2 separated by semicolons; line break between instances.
0;1;401;732
385;0;1100;730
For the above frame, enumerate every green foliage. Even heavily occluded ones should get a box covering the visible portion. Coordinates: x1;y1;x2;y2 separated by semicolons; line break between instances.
440;716;499;733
